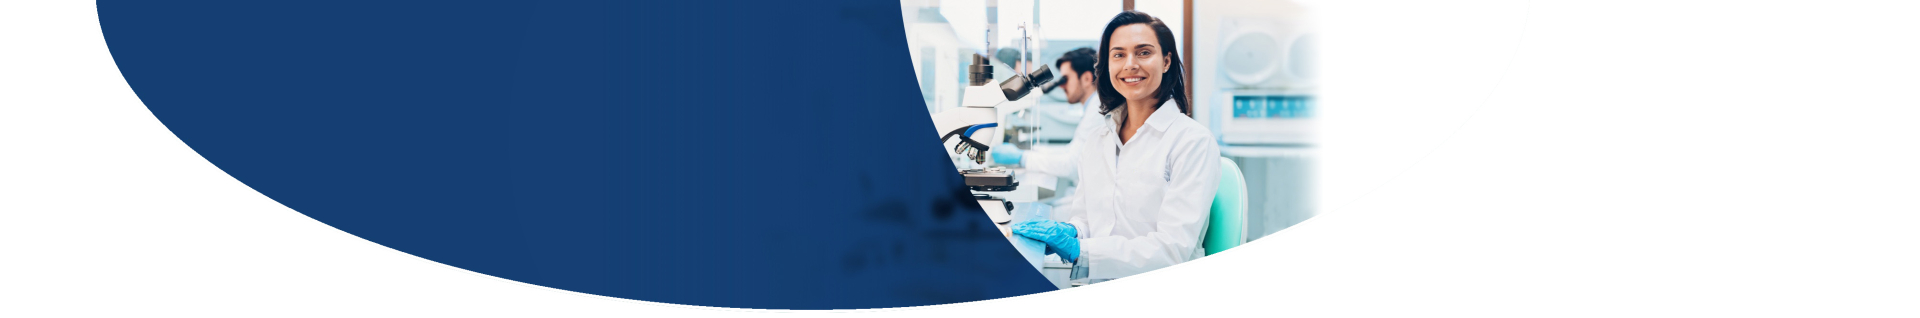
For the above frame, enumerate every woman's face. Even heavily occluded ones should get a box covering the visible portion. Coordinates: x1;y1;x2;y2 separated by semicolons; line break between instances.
1107;24;1169;104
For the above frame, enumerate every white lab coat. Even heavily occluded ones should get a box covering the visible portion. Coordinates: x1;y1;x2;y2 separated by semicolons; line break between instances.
1062;100;1220;279
1026;96;1100;236
1022;95;1101;180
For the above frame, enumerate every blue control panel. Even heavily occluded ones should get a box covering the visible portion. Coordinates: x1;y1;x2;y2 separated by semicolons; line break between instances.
1232;95;1314;119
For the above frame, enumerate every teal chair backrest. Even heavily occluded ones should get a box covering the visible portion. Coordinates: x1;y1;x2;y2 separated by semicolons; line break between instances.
1204;157;1248;256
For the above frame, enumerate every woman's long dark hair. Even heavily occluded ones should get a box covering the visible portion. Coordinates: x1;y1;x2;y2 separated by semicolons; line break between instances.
1095;10;1189;117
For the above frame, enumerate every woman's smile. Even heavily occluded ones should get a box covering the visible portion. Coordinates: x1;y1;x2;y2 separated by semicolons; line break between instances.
1107;23;1165;103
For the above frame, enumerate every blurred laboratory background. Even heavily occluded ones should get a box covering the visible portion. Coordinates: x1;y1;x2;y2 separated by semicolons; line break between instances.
901;0;1316;248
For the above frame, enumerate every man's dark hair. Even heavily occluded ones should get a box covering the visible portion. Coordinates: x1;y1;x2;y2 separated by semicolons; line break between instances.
1056;47;1097;76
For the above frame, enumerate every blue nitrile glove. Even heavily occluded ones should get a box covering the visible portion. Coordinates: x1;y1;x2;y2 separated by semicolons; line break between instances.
991;143;1023;165
1013;219;1079;263
1044;245;1071;262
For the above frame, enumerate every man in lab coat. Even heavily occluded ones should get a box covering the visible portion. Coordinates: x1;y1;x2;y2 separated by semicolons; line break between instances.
992;47;1103;262
995;47;1102;179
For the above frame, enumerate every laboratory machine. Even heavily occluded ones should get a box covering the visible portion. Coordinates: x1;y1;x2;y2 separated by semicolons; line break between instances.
1193;0;1318;242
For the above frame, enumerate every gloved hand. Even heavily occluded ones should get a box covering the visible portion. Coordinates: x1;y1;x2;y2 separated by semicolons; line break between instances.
990;143;1023;165
1013;219;1079;263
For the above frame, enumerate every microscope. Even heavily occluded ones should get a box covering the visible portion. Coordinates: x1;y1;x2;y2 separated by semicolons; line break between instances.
929;25;1053;234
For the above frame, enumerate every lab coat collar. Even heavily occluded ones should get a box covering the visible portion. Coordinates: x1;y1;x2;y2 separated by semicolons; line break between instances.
1099;99;1179;136
1138;100;1181;133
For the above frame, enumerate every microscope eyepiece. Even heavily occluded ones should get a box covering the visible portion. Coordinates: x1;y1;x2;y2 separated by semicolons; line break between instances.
999;64;1053;101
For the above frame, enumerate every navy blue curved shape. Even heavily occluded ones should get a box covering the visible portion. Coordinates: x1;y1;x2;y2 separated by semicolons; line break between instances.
99;0;1054;309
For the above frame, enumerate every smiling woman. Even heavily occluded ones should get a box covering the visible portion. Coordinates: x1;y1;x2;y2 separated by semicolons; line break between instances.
907;1;1316;288
1095;11;1191;132
1008;10;1223;281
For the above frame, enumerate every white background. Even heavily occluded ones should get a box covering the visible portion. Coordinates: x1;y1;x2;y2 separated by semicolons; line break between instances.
5;0;1918;316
